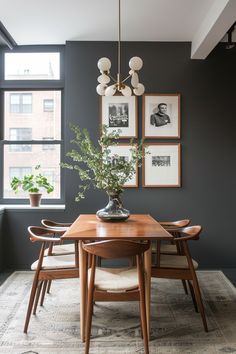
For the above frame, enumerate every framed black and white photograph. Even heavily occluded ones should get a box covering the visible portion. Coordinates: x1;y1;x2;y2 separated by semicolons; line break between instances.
142;94;180;138
108;144;138;187
101;95;137;138
143;143;181;187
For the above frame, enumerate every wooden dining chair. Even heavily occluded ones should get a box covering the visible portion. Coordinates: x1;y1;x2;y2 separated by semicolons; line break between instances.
152;219;190;294
82;239;150;354
40;219;75;300
152;225;208;332
24;226;79;333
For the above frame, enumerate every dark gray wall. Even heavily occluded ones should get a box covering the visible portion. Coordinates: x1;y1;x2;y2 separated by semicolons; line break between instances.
0;210;4;271
2;41;236;269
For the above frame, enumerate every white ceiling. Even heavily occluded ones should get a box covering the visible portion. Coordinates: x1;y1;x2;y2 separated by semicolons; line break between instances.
0;0;235;58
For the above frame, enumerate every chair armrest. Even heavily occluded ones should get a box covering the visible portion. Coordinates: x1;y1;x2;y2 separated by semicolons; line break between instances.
28;226;63;243
30;235;61;243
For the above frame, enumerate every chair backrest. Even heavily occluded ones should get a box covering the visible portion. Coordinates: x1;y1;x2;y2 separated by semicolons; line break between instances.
41;219;72;228
82;239;150;259
160;219;190;228
173;225;202;242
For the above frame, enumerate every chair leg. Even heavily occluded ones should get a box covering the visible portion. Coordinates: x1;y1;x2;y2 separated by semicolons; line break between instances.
85;285;94;354
191;274;208;332
139;287;149;354
137;255;149;354
188;280;198;313
46;280;52;294
181;280;188;294
33;280;43;315
24;273;40;333
139;301;143;338
40;280;48;306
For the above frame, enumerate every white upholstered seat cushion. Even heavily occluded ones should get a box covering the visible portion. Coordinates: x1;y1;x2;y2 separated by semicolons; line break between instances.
160;255;198;269
160;244;177;254
45;243;75;255
31;254;76;270
88;267;139;292
152;242;177;254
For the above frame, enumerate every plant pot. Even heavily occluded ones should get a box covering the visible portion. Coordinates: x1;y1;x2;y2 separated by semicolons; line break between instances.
29;193;42;207
96;191;130;222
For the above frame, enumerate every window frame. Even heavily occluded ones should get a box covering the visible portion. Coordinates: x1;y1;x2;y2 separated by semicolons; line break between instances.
0;45;65;204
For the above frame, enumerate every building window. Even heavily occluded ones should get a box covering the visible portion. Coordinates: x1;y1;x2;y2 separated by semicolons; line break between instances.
10;128;32;140
9;128;32;152
10;93;32;113
43;99;54;112
42;137;55;150
9;167;32;180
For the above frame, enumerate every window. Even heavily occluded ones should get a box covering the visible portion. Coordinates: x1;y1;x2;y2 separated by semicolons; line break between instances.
0;48;64;203
42;137;55;150
9;167;32;180
43;99;54;112
10;93;32;113
9;128;32;152
5;52;60;80
10;128;32;140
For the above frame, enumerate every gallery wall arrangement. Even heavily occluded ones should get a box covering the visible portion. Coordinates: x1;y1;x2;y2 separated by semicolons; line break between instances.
101;92;181;188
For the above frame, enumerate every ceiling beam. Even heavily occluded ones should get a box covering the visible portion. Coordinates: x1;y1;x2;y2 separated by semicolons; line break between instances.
191;0;236;59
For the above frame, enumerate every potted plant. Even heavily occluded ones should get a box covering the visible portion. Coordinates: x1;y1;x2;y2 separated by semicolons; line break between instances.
10;165;54;207
62;124;145;221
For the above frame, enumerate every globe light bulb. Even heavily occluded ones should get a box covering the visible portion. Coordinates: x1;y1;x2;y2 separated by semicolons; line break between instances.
97;74;110;84
129;56;143;71
97;57;111;72
121;85;132;97
96;84;107;95
131;72;139;88
133;83;145;96
105;85;116;96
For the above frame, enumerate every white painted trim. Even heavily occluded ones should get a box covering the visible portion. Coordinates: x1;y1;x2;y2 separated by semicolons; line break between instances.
191;0;236;59
0;204;65;211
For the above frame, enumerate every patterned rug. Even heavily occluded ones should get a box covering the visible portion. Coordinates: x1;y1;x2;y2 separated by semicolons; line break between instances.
0;271;236;354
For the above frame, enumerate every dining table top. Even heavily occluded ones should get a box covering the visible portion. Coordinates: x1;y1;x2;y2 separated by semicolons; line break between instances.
61;214;173;241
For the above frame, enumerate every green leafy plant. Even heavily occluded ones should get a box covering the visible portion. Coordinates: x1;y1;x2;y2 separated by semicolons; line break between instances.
62;124;145;201
10;165;54;194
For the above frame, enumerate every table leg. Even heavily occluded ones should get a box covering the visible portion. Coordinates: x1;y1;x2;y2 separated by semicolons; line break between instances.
79;240;88;342
144;246;152;340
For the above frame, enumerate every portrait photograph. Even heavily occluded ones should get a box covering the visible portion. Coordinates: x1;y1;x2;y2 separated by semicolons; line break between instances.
108;144;138;187
101;95;137;138
142;94;180;138
143;143;181;187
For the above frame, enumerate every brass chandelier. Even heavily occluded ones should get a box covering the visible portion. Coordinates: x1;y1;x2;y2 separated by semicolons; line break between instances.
96;0;145;97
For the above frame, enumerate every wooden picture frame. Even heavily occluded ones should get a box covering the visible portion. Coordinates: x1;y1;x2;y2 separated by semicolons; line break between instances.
142;93;180;139
142;143;181;187
101;95;138;138
108;144;138;187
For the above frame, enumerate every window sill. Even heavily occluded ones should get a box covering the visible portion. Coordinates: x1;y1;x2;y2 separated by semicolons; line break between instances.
0;204;65;212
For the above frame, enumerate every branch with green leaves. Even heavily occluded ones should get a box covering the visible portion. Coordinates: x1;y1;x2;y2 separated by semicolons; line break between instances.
62;124;145;201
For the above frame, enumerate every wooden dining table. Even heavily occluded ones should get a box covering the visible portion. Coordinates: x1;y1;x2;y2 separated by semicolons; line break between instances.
61;214;173;341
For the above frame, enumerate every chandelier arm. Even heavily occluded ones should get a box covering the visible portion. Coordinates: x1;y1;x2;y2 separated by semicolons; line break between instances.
121;74;132;84
108;74;117;83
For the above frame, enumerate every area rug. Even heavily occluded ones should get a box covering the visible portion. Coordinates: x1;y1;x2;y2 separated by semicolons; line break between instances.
0;271;236;354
